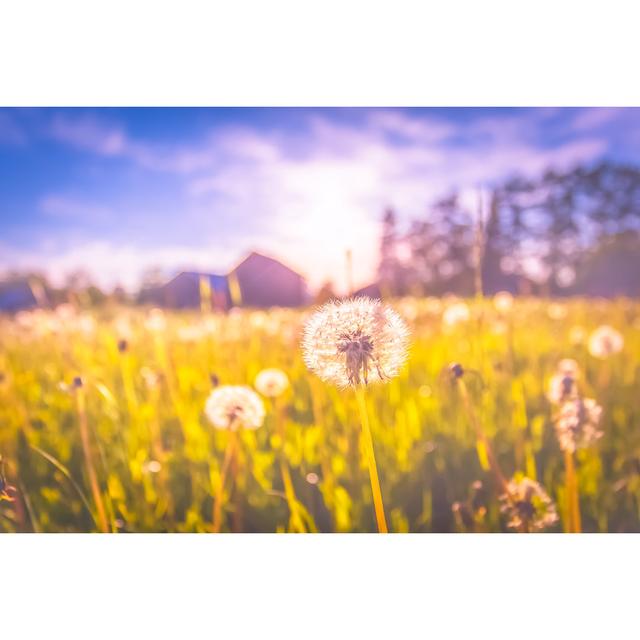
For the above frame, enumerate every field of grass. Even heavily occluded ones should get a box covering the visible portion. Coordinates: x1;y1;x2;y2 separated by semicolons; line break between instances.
1;296;639;533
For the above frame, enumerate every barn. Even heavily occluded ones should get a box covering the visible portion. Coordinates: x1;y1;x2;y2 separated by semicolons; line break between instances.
229;252;308;308
148;252;309;310
0;279;39;312
160;272;230;309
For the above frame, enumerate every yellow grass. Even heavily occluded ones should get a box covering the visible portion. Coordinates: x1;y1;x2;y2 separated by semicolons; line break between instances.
0;297;638;532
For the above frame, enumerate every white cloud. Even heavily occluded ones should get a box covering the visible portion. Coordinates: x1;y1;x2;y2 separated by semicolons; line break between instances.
48;112;216;174
185;110;607;292
17;109;610;294
0;240;241;292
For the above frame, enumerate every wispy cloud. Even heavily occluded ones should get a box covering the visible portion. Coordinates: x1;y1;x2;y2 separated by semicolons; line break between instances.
2;108;617;293
570;107;622;132
0;239;241;292
185;110;608;290
40;194;114;222
48;112;216;174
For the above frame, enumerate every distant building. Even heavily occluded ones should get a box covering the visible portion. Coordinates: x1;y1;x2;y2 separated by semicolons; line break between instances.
229;252;308;308
141;252;309;310
0;279;39;312
161;272;230;309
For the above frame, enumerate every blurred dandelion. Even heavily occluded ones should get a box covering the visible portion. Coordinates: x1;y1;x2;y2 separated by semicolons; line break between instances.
555;397;603;453
140;367;160;390
555;396;603;533
547;303;567;320
493;291;514;314
145;308;167;333
547;359;580;404
205;386;265;431
547;373;577;405
205;385;265;532
500;476;558;532
442;301;470;328
143;460;162;474
588;325;624;359
255;368;289;398
557;358;580;377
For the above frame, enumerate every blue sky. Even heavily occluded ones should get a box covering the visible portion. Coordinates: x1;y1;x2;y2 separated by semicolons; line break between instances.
1;107;639;292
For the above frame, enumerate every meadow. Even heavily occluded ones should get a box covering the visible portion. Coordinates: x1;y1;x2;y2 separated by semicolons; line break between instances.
1;296;639;533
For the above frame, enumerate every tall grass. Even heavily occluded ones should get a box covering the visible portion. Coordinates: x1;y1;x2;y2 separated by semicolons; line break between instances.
0;297;638;532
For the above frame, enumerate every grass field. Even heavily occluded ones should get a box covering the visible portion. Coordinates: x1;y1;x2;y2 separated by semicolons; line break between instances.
1;296;639;533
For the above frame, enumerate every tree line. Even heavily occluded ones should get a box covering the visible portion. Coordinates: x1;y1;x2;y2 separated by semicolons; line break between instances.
377;161;640;298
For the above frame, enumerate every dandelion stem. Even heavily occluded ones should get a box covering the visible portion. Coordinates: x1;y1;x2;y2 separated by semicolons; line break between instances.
355;386;388;533
273;397;306;533
75;387;109;533
457;377;510;496
564;449;581;533
212;430;238;533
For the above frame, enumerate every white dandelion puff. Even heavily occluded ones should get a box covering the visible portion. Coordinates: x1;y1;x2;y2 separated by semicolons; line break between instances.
547;373;577;405
145;308;167;332
302;297;410;388
140;367;160;390
500;477;558;532
547;359;580;404
442;301;470;327
204;385;265;431
557;358;580;377
493;291;514;313
255;368;290;398
555;397;603;453
588;325;624;359
547;303;567;320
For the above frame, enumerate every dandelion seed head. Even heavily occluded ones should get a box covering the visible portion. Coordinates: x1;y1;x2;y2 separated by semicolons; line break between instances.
306;472;319;485
145;308;167;333
140;367;160;390
547;373;576;404
547;303;567;320
418;384;432;398
144;460;162;473
302;297;410;388
500;477;558;532
205;385;265;431
491;319;508;335
448;362;464;380
177;324;206;343
588;325;623;359
555;397;603;453
493;291;514;313
255;368;289;398
557;358;580;377
442;301;470;327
